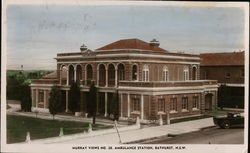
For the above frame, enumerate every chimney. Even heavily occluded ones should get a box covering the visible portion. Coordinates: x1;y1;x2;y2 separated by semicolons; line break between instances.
80;43;88;52
149;39;160;47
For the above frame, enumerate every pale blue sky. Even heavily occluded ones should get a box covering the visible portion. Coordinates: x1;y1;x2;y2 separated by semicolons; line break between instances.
7;4;245;70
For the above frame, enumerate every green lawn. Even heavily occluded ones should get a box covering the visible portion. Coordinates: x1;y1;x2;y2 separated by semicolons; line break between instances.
7;115;111;144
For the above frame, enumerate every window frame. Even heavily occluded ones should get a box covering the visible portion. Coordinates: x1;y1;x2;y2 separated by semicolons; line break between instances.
170;97;177;112
142;64;149;82
158;98;166;112
192;96;199;110
181;97;188;111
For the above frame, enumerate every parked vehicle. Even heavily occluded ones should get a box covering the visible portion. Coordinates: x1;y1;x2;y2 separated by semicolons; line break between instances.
213;112;244;129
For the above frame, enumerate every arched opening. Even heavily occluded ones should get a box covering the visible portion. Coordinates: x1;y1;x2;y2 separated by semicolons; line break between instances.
192;66;197;80
108;64;115;87
76;65;82;83
132;65;137;81
68;65;74;85
205;93;213;111
61;65;67;85
142;64;149;81
163;65;169;82
118;64;125;81
86;64;93;85
98;64;106;87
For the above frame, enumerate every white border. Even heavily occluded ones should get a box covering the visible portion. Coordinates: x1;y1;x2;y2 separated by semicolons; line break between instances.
1;1;249;153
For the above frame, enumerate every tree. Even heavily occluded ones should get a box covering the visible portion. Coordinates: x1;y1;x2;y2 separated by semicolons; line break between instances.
68;81;81;114
20;83;32;112
110;90;119;121
49;85;62;120
88;82;97;124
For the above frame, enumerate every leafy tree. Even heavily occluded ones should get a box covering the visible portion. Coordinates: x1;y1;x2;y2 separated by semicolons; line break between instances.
110;90;119;121
68;81;81;114
49;85;62;120
88;82;97;124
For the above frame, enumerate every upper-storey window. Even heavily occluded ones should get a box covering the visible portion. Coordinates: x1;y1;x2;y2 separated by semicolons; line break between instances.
132;65;138;81
183;66;189;81
192;66;197;80
142;64;149;81
163;66;169;82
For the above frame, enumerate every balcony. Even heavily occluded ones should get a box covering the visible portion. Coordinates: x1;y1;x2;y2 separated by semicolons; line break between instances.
118;80;217;88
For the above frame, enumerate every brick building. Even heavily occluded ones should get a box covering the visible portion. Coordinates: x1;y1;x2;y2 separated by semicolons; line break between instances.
200;51;245;108
31;38;218;123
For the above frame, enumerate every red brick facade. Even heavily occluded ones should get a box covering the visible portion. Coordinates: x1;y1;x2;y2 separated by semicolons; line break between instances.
31;39;218;123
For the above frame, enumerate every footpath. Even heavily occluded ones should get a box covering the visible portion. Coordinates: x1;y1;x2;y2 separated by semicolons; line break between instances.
7;103;214;144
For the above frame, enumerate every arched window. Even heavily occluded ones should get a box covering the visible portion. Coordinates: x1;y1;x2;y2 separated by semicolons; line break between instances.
132;65;137;81
108;64;115;86
192;66;197;80
87;65;93;81
163;66;169;82
61;65;67;85
183;66;189;81
76;65;82;82
68;65;74;85
118;64;125;81
98;64;106;86
142;64;149;81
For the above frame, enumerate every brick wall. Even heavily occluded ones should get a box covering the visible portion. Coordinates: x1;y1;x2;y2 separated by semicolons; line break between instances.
200;66;244;84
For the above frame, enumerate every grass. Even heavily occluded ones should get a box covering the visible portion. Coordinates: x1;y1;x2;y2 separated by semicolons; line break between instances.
7;115;111;144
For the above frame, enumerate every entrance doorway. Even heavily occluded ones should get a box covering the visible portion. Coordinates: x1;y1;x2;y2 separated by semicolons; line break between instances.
205;94;213;111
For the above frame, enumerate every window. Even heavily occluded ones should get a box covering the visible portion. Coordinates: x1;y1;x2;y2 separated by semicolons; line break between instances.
192;96;199;109
192;66;197;80
158;98;165;112
132;98;140;111
182;97;188;110
163;66;169;81
132;65;137;80
225;72;231;79
183;66;189;81
38;91;44;102
170;97;177;111
142;65;149;81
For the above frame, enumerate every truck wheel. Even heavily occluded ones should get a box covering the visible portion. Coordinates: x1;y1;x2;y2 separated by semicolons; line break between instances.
222;121;230;129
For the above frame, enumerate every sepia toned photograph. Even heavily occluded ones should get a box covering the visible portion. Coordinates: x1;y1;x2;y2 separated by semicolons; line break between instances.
1;1;249;153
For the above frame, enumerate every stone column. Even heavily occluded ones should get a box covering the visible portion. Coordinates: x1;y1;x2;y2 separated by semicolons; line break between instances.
120;93;123;117
44;90;47;109
104;92;108;117
66;90;69;112
105;69;108;87
74;67;77;82
115;68;118;87
141;94;144;120
59;69;62;85
66;69;69;85
128;93;130;118
97;68;99;87
36;89;38;108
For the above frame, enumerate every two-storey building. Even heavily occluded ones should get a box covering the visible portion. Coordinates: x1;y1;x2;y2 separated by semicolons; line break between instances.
31;38;218;123
200;51;245;109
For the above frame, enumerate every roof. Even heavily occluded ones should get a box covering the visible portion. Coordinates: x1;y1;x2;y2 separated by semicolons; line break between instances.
200;52;244;66
96;38;168;53
42;71;58;79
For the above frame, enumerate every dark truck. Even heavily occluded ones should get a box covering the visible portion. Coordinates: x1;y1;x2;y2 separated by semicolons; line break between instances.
213;112;244;129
